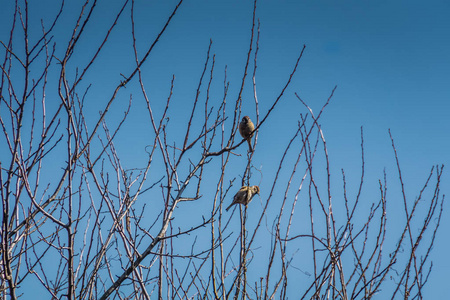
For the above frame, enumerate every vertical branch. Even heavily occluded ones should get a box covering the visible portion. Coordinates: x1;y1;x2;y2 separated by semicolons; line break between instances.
230;0;258;142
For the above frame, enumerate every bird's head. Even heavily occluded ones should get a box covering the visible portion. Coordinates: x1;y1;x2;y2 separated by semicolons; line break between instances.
252;186;260;194
241;116;250;124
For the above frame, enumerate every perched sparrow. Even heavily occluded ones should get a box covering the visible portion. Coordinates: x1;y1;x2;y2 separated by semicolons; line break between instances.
226;185;260;211
239;116;255;152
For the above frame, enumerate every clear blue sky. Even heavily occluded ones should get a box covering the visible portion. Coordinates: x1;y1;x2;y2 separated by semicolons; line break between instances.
1;0;448;298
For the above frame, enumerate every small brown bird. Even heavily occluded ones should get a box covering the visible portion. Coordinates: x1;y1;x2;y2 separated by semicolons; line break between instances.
226;185;260;211
239;116;255;152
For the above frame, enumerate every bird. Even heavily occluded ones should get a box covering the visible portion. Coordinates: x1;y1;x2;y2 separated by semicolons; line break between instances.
239;116;255;152
226;185;260;211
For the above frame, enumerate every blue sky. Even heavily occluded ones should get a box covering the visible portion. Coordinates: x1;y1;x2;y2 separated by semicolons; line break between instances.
133;2;450;297
1;0;449;298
